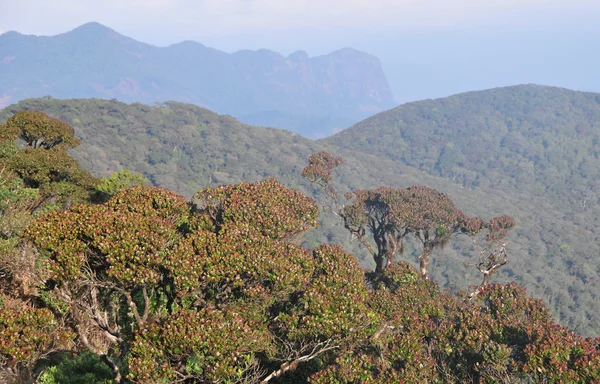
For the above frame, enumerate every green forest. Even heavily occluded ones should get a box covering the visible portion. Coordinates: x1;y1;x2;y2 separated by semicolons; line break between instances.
2;88;600;339
1;86;600;382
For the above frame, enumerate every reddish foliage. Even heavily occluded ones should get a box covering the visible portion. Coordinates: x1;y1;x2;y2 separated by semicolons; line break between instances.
0;296;73;372
5;110;80;150
196;178;319;239
301;152;343;186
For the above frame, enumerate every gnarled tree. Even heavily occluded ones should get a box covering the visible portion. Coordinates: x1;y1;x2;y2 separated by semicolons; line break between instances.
393;184;468;280
24;178;376;382
341;187;410;273
303;153;488;279
4;110;80;150
463;215;515;292
0;110;96;208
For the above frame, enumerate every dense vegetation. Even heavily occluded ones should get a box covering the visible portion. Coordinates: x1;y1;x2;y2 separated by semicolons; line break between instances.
1;111;599;383
2;87;600;338
324;85;600;336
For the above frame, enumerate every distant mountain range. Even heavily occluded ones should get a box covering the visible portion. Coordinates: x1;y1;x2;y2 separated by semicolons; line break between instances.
0;22;395;138
3;84;600;336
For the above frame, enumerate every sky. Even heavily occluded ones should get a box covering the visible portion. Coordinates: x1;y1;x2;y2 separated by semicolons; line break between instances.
1;0;600;103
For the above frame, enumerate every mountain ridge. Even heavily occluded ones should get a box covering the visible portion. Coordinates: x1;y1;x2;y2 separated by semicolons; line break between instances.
0;22;395;138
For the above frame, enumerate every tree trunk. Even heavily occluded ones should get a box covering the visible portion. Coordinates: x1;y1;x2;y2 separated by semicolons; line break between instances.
100;354;122;383
419;247;431;280
384;232;399;270
375;254;384;274
481;271;490;286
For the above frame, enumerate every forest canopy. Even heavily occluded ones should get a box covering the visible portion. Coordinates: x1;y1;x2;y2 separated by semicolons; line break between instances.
4;92;600;337
0;111;599;383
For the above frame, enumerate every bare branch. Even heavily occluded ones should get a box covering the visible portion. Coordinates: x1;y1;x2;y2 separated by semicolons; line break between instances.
261;339;339;383
75;324;122;382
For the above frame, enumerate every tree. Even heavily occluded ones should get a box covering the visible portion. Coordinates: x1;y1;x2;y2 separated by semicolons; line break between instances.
23;179;377;382
4;114;599;383
341;187;410;273
93;170;147;203
0;112;97;382
0;111;97;208
301;152;343;207
8;176;600;383
393;184;467;280
303;152;492;279
4;110;80;150
25;186;191;382
463;215;515;291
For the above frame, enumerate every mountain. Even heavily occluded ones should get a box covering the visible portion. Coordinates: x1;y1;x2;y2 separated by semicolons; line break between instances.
2;89;600;337
323;84;600;204
0;22;395;138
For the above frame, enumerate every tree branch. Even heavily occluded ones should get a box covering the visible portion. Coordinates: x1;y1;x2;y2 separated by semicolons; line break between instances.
76;324;122;383
261;340;339;383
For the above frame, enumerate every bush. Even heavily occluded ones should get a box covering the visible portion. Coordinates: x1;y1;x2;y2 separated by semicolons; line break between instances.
38;352;114;384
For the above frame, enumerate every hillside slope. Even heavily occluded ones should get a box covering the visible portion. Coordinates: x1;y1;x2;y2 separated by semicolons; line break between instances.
323;84;600;335
2;95;599;336
324;84;600;201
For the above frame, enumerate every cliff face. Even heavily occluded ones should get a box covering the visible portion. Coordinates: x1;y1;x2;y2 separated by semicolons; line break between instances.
0;22;395;136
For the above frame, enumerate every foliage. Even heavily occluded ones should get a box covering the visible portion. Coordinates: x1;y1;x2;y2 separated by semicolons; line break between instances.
310;269;600;384
341;185;473;277
0;93;600;381
37;351;114;384
0;294;74;382
94;170;147;203
4;95;600;336
274;244;373;343
0;112;99;381
22;175;371;382
302;156;508;282
128;308;268;383
0;110;97;208
301;152;343;202
323;85;600;335
196;178;319;239
0;98;324;197
0;122;598;382
5;110;80;150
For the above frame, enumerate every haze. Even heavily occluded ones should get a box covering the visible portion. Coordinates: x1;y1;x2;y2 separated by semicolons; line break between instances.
1;0;599;102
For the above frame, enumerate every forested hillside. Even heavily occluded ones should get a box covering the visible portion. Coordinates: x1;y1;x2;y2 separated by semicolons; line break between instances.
1;110;599;383
1;90;600;337
324;84;600;335
324;84;600;202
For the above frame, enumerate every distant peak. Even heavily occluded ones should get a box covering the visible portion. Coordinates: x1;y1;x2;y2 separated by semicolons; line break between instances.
232;48;283;60
169;40;207;48
288;50;309;61
316;47;378;61
257;49;282;58
71;22;113;32
66;22;123;39
332;47;367;56
0;30;22;38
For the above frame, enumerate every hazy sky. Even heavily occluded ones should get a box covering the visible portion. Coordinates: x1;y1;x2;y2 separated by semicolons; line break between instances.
1;0;599;102
1;0;597;46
